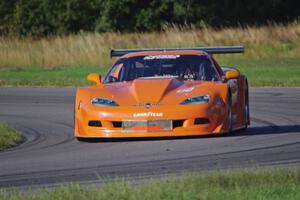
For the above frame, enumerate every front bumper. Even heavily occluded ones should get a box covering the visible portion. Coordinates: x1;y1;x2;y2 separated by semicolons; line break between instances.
75;103;227;138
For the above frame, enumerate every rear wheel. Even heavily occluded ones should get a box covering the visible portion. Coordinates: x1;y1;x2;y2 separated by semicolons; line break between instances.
227;93;233;134
243;83;249;129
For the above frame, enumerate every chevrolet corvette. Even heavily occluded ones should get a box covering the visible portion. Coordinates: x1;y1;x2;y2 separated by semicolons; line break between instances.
74;46;249;140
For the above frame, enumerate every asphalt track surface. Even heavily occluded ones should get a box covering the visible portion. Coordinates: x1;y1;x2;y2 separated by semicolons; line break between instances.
0;87;299;189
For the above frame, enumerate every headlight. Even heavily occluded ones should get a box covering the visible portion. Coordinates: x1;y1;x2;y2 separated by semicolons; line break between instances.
180;95;210;105
91;98;119;106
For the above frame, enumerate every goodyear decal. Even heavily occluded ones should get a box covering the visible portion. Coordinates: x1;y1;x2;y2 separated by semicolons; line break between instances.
133;112;163;117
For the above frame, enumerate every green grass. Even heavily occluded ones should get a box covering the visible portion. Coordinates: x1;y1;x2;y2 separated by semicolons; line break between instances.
220;57;300;87
0;23;300;87
0;58;299;87
0;65;108;87
1;168;299;200
0;122;22;150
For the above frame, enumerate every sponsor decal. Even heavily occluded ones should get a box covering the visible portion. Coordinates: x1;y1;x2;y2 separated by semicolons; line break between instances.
176;86;195;94
144;55;180;60
133;112;163;117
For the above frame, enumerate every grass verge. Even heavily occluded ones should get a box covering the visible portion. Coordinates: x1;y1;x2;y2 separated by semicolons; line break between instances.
0;23;300;87
221;57;300;87
1;22;300;68
0;65;107;87
0;122;22;150
0;168;299;200
0;58;299;87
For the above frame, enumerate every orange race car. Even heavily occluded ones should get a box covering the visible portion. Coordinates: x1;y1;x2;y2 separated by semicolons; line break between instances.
74;46;249;140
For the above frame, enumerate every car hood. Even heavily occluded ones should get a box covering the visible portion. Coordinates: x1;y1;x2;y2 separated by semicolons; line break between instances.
129;78;183;103
87;77;220;106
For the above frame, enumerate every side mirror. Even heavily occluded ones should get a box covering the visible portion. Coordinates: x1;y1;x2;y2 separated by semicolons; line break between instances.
225;70;239;80
87;73;102;85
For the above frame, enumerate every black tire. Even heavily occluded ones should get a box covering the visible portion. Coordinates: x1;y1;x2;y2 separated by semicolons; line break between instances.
227;92;233;134
243;83;250;129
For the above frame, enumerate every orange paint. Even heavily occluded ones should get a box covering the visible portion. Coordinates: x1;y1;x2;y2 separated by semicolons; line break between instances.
74;50;249;139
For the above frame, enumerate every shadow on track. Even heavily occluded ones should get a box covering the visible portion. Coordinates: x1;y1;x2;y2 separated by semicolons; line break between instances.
234;124;300;136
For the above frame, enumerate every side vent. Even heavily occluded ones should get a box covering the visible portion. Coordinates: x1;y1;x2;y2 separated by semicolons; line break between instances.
173;120;184;128
194;118;210;125
88;120;102;127
112;121;122;128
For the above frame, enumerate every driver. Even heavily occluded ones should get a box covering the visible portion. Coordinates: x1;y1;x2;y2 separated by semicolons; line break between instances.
181;64;198;80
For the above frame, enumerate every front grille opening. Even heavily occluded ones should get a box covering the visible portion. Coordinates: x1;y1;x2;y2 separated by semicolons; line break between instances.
112;121;122;128
88;120;102;127
173;120;184;128
194;118;210;125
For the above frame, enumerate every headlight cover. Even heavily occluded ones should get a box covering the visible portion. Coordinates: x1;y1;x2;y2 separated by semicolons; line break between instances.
91;97;119;106
180;95;210;105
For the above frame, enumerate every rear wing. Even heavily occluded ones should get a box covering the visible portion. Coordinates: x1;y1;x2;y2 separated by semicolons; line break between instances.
110;46;244;57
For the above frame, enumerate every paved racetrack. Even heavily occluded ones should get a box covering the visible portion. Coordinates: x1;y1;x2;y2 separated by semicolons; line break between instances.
0;87;299;189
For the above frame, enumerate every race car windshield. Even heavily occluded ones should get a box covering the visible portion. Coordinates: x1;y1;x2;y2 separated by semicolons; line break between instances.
104;55;219;83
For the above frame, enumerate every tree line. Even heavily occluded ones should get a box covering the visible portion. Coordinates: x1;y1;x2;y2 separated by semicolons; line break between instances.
0;0;299;37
